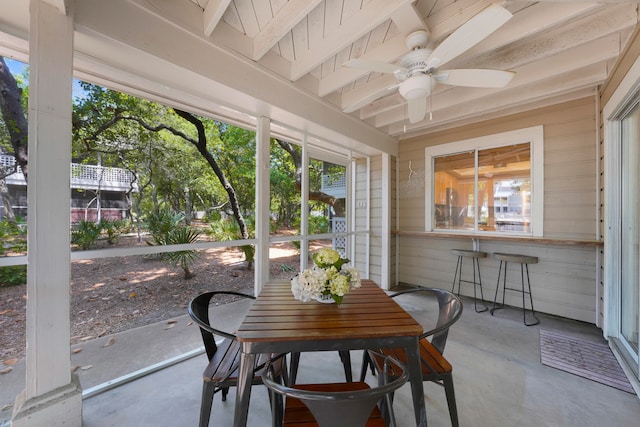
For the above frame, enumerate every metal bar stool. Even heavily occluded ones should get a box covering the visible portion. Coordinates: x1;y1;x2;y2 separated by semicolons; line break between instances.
451;249;488;313
490;253;540;326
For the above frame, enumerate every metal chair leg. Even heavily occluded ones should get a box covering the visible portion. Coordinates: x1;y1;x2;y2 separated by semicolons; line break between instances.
200;382;215;427
289;352;300;384
291;351;353;383
338;350;353;382
491;260;506;315
443;374;460;427
359;351;375;382
451;255;462;295
521;263;540;326
472;257;488;313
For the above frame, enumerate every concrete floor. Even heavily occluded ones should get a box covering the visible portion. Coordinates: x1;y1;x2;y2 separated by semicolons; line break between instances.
4;292;640;426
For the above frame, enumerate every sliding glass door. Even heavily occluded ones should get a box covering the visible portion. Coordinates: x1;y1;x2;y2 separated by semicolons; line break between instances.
620;101;640;366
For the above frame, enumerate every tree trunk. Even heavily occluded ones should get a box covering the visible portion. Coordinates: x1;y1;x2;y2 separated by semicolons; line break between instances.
0;179;16;221
173;109;249;240
276;139;345;216
0;57;28;181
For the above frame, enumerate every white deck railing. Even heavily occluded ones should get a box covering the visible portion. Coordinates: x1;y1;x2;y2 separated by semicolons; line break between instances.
321;172;346;198
1;154;137;191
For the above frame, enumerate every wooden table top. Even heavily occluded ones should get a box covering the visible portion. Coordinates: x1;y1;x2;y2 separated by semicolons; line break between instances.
236;280;423;344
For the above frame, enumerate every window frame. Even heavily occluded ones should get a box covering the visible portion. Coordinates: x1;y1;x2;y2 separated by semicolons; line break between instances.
425;126;544;236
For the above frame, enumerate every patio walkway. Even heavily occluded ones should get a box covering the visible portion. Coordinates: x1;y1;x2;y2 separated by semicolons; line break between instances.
2;291;639;426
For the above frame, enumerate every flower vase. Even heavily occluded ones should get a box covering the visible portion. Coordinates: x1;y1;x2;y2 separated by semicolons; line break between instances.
316;294;336;304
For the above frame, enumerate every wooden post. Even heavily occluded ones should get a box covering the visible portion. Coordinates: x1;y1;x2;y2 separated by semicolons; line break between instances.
255;116;271;294
12;1;82;426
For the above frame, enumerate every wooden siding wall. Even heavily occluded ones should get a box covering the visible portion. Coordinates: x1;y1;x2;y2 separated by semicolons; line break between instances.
368;155;384;285
354;157;368;277
396;97;600;323
354;155;387;286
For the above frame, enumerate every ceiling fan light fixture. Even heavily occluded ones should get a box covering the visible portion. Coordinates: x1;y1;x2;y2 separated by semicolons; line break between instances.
399;75;433;100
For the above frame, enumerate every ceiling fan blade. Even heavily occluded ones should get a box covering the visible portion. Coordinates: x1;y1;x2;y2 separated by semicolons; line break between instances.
407;96;427;124
343;58;403;74
426;4;512;69
435;69;515;88
342;83;400;113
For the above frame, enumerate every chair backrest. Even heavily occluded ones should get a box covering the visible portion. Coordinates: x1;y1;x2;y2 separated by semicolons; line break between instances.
263;352;408;427
188;291;255;361
390;287;463;354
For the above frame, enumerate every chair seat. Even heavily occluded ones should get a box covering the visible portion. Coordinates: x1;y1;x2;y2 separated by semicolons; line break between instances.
373;338;452;378
203;338;278;387
281;382;386;427
189;290;286;427
202;338;240;385
361;287;462;427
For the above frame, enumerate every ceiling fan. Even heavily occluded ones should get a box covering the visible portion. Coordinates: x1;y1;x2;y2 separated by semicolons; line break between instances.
342;4;516;124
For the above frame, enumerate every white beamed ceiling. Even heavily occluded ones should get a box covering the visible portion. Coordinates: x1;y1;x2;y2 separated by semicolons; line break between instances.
198;0;639;137
1;0;639;148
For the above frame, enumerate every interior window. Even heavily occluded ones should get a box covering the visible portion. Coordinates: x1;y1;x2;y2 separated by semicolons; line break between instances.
426;127;543;236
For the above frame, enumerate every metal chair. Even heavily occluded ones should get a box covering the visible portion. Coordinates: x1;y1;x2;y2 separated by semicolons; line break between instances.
188;291;285;427
360;287;464;427
288;351;353;384
263;351;408;427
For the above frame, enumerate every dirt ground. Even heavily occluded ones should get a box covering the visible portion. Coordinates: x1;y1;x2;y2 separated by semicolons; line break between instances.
0;237;302;363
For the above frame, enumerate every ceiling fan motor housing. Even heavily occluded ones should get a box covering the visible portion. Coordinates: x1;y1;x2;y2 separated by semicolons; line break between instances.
399;74;435;100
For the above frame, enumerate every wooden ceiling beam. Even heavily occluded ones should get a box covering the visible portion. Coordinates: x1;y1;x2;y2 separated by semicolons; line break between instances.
445;1;602;68
318;34;406;97
468;3;637;71
290;0;410;81
252;0;323;61
340;74;397;111
386;64;607;133
362;30;622;121
390;2;428;34
203;0;232;37
43;0;70;15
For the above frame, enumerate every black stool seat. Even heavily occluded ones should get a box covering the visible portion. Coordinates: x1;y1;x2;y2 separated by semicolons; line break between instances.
491;253;540;326
451;249;488;313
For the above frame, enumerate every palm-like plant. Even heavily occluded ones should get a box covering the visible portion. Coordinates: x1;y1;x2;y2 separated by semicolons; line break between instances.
146;209;201;279
164;226;201;279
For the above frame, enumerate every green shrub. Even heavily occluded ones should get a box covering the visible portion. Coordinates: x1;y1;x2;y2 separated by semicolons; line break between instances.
71;220;102;250
146;209;184;245
308;216;330;234
98;218;128;244
0;265;27;287
0;219;27;256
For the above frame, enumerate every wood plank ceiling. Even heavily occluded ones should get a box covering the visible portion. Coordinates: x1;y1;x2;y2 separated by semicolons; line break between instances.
181;1;638;138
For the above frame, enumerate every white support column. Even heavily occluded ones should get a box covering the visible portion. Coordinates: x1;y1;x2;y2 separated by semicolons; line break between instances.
12;1;82;426
300;135;309;270
381;153;390;290
254;116;271;294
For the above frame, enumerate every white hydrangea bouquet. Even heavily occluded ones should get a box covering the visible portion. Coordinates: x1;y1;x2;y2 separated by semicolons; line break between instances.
291;248;361;305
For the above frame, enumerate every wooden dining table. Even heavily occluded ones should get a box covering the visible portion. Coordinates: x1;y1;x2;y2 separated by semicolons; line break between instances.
233;279;427;426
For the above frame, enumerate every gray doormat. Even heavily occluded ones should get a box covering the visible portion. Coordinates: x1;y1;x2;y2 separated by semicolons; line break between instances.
540;329;636;394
